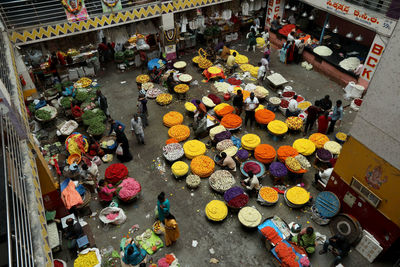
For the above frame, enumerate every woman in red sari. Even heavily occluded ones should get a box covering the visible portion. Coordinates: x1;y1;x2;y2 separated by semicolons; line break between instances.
286;41;295;64
318;111;330;134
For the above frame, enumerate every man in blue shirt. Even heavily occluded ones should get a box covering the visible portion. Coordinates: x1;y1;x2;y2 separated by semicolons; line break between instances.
327;100;343;134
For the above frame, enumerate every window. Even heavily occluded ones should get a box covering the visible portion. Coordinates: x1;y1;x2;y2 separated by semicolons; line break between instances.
345;0;391;14
350;177;381;207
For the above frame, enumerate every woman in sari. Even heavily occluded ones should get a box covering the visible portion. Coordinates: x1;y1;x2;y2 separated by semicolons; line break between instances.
98;179;115;202
286;41;296;64
164;213;180;246
279;41;289;63
157;192;170;223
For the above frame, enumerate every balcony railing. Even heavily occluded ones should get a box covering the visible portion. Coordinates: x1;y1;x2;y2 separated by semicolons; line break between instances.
0;0;159;30
345;0;392;14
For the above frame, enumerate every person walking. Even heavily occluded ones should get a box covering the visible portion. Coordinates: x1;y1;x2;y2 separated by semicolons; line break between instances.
157;192;170;224
318;111;330;134
97;89;110;118
296;40;305;64
115;125;133;162
164;213;180;247
137;94;149;127
246;28;257;52
244;92;259;127
304;101;321;135
257;62;266;85
327;100;343;134
233;90;244;115
109;119;125;134
130;114;145;145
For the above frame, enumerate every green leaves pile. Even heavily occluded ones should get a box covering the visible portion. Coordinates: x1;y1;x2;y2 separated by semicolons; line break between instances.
35;109;51;121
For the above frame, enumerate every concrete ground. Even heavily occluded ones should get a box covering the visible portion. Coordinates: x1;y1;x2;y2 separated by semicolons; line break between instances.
55;40;390;267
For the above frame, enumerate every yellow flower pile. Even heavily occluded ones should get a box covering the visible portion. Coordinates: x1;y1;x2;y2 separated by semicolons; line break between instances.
77;77;92;88
238;207;262;227
156;93;173;105
241;134;261;150
136;74;150;84
268;120;288;135
191;155;215;178
286;116;303;130
292;138;316;156
256;37;265;46
309;133;329;149
202;96;215;108
324;141;342;155
74;251;99;267
285;157;302;171
235;55;249;64
208;66;222;74
286;186;310;205
255;104;265;112
240;64;254;72
163;111;184;127
198;57;212;69
183;140;206;159
205;200;228;221
171;161;189;176
192;56;201;63
298;101;312;110
259;187;279;203
209;125;226;140
336;132;347;142
173;61;187;69
255;86;269;99
174;84;189;93
185;102;197;112
168;125;190;142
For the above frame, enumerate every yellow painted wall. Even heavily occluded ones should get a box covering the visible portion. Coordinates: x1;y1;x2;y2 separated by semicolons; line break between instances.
334;136;400;226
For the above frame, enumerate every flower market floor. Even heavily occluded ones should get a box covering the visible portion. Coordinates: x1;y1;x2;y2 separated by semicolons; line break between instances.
54;41;391;267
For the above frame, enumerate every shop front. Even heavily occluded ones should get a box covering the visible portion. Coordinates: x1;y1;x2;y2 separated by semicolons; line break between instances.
267;0;397;87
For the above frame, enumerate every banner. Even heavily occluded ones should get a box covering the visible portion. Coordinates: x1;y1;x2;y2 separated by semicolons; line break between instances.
62;0;89;23
265;0;283;29
300;0;397;37
101;0;122;13
360;35;388;82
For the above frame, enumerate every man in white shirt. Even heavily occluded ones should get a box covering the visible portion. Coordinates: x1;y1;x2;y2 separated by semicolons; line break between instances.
286;95;299;117
241;171;261;191
287;32;295;42
257;62;266;83
314;165;333;186
244;92;259;127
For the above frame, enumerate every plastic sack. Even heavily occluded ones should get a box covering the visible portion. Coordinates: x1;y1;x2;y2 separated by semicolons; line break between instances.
99;207;127;225
116;144;123;156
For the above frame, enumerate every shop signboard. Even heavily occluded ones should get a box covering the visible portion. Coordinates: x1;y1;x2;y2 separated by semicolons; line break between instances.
361;34;387;82
299;0;397;37
265;0;283;29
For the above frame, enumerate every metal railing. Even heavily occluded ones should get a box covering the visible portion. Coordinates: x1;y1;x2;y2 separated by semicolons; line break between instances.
345;0;392;14
0;0;159;30
0;114;35;267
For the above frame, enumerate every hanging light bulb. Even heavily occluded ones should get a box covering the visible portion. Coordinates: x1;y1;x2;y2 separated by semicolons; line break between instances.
346;32;354;38
325;23;330;29
332;27;338;33
291;6;297;11
285;4;291;9
308;15;314;20
355;35;363;41
302;12;307;17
